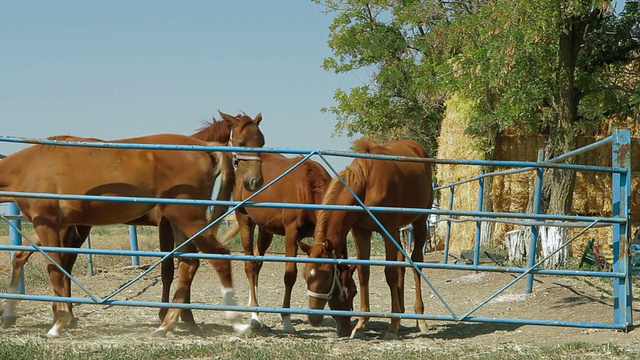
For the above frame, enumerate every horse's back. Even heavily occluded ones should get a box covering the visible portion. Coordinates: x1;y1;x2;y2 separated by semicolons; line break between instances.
362;140;433;220
0;133;216;224
236;152;331;235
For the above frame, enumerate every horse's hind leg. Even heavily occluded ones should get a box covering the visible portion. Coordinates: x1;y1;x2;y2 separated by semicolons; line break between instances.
2;247;35;327
158;218;174;323
157;219;201;335
411;216;429;334
171;223;201;334
153;240;201;338
160;210;251;337
57;225;91;329
27;217;74;337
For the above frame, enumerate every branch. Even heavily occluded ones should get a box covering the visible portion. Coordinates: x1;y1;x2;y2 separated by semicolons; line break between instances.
580;85;640;99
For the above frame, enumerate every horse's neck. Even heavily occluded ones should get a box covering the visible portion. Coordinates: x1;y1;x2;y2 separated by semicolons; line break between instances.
317;193;361;253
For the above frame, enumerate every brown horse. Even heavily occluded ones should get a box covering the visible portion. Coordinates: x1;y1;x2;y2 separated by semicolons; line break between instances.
0;112;264;337
301;139;433;339
217;152;333;333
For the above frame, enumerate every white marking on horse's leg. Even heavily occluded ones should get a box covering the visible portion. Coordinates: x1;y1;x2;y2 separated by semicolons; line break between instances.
350;327;366;339
47;322;64;338
222;287;253;336
152;323;176;338
2;281;21;326
418;322;429;334
281;315;294;333
2;299;18;326
247;284;262;329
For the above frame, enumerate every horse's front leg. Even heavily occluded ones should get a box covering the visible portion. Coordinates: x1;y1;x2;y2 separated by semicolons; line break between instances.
350;228;371;339
411;216;429;334
237;213;261;329
281;226;298;333
382;228;403;340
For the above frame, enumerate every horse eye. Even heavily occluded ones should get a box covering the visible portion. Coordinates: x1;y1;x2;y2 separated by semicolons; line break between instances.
310;269;316;277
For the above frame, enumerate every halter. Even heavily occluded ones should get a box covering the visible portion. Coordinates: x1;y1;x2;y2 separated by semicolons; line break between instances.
306;262;348;302
229;127;261;169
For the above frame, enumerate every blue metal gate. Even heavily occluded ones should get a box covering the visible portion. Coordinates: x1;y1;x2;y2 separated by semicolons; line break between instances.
0;129;633;331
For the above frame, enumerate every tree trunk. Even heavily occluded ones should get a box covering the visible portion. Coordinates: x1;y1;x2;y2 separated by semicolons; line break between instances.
525;5;600;268
480;124;500;248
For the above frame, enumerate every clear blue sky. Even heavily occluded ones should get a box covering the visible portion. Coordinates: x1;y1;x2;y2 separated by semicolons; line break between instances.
0;1;362;171
0;1;628;160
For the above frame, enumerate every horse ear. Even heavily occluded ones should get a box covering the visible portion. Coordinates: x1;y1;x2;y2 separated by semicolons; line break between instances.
218;111;234;124
298;241;311;255
254;112;262;125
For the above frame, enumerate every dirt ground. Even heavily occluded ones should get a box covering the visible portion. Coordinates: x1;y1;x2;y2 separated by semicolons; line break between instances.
2;250;640;353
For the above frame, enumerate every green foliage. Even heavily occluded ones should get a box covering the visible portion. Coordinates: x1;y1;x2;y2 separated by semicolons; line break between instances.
315;0;640;154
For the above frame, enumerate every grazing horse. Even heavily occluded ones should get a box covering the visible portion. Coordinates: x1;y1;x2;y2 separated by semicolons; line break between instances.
0;112;265;337
218;153;332;332
302;139;433;339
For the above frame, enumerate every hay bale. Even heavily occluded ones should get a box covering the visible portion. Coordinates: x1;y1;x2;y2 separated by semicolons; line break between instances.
435;96;489;254
436;98;639;257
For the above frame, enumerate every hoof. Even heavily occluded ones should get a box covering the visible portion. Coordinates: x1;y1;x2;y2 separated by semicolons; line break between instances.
382;331;399;340
281;315;295;334
418;322;429;334
184;323;204;337
282;325;296;334
2;315;17;327
250;318;262;330
152;328;169;338
68;317;79;329
46;327;63;338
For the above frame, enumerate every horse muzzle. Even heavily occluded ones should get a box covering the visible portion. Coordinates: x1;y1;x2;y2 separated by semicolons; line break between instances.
244;176;263;191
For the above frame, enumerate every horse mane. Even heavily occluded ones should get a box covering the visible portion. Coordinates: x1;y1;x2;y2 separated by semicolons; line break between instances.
191;117;232;143
47;135;104;142
301;160;331;205
314;145;372;241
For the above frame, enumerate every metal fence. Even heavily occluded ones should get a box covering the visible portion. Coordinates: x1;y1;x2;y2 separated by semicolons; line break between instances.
0;129;633;331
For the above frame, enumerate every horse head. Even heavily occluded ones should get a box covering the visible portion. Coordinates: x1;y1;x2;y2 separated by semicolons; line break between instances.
218;111;265;191
301;240;356;337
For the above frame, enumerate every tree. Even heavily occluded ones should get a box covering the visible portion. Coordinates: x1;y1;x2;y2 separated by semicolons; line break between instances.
316;0;639;216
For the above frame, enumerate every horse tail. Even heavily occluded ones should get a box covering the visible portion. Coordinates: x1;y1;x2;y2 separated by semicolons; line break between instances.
219;215;240;245
352;138;375;153
206;148;235;232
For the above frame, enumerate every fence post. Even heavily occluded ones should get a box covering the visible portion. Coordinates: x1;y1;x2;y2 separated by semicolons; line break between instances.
473;170;484;265
129;225;139;266
8;202;25;294
611;128;632;329
86;234;94;276
526;150;544;293
443;186;455;264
